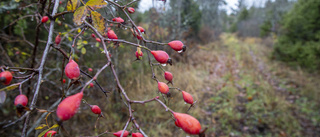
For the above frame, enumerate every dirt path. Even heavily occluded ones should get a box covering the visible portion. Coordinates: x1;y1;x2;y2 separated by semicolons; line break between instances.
191;34;320;137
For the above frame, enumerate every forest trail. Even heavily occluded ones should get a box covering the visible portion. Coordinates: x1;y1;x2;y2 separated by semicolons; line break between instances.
185;33;320;136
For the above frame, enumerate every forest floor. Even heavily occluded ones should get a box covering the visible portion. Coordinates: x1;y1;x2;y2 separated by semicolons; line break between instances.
120;33;320;137
179;33;320;137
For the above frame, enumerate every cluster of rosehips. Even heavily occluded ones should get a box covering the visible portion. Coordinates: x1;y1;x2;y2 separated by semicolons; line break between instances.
34;6;201;136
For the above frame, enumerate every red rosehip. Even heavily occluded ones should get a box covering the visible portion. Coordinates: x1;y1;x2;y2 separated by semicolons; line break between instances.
91;33;96;38
112;17;124;24
41;16;49;23
59;1;62;4
0;71;13;85
150;50;171;65
135;51;143;60
168;40;186;52
88;68;93;72
55;34;61;45
44;130;57;137
56;92;83;121
90;105;101;114
175;120;181;127
107;30;118;39
164;71;173;83
181;91;194;104
62;79;66;83
113;130;129;137
158;82;169;94
127;7;135;14
132;132;143;137
96;38;101;42
173;112;201;135
65;59;80;80
89;83;94;87
137;26;145;33
14;94;28;107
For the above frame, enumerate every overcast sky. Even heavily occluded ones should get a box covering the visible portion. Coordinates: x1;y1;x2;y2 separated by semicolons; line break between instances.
138;0;268;14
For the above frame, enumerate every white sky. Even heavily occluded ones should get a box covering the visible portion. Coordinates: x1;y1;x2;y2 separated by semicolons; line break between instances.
138;0;268;14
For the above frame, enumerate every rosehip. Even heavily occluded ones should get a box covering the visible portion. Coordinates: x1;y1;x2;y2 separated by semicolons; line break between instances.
132;132;143;137
113;130;129;137
41;16;49;23
168;40;186;52
137;26;145;33
96;38;101;42
181;91;194;104
150;50;171;65
135;51;143;60
59;1;62;4
175;120;181;127
112;17;124;24
90;105;101;114
173;112;201;135
65;59;80;80
62;79;66;83
14;94;28;107
88;68;93;72
107;30;118;39
158;82;169;94
0;71;13;85
127;7;135;14
44;130;57;137
56;92;83;121
91;33;96;38
89;83;94;87
164;71;173;83
55;34;61;45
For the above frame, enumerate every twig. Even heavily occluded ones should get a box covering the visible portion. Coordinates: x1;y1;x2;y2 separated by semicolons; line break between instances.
21;0;60;136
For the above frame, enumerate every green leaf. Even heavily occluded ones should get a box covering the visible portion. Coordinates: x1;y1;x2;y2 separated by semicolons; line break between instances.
37;124;59;137
0;84;19;92
21;52;30;56
73;6;88;26
86;0;108;9
81;47;86;54
95;42;100;47
35;124;47;130
67;0;80;12
91;11;106;35
77;44;83;49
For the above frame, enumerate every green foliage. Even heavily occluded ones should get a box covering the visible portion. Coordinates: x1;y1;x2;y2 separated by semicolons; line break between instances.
260;20;272;37
180;0;202;34
238;8;249;21
274;0;320;71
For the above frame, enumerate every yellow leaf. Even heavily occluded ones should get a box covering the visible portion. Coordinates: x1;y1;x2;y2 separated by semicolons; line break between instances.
67;0;80;12
91;11;106;35
37;124;59;137
35;124;47;130
81;47;86;54
83;40;88;44
73;6;88;26
86;0;108;9
0;84;19;92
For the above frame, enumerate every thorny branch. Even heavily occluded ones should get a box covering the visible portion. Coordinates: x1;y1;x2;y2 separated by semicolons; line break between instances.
21;0;60;136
